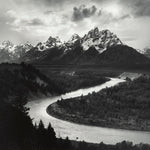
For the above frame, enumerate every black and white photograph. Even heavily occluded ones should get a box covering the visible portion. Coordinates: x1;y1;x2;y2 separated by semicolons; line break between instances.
0;0;150;150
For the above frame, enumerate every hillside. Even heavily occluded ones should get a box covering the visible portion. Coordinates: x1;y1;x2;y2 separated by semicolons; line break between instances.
0;63;63;104
143;48;150;58
34;45;150;67
96;45;150;66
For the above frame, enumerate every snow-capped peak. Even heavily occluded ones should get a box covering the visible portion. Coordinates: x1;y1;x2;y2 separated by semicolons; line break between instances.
0;27;124;63
1;40;13;48
36;36;63;51
81;27;122;53
46;36;62;46
63;34;81;51
84;27;100;39
0;41;16;53
0;40;34;60
68;34;81;43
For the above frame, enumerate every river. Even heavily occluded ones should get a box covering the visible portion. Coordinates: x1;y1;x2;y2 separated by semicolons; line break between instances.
27;78;150;144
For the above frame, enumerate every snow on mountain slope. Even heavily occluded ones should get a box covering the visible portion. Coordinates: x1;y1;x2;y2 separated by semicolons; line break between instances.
143;48;150;58
0;41;33;62
136;47;150;58
0;41;33;54
63;27;122;53
81;27;122;53
63;34;81;52
0;27;129;63
0;27;123;56
66;34;81;45
36;36;63;51
0;41;15;53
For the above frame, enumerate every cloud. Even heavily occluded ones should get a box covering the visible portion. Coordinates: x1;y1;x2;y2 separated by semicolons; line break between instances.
13;0;74;8
108;14;130;23
118;0;150;17
92;0;150;17
44;10;54;15
132;0;150;17
0;0;150;50
72;5;97;21
119;14;130;20
6;10;45;28
121;37;136;42
20;18;45;26
93;10;130;25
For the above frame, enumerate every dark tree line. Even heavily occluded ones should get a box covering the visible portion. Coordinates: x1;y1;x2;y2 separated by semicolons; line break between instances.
45;70;110;93
0;98;72;150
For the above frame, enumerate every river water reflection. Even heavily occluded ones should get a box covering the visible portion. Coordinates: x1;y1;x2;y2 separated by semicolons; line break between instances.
27;78;150;144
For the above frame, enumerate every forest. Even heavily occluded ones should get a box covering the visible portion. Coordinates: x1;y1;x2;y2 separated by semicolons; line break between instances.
1;63;150;150
0;63;110;103
0;63;64;100
48;75;150;131
39;68;111;93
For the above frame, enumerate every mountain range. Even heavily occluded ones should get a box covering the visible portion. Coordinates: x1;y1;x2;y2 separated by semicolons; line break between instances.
0;27;149;66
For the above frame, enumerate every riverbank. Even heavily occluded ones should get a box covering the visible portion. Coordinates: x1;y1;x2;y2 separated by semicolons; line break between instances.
28;77;150;144
69;139;150;150
47;103;150;132
47;76;150;132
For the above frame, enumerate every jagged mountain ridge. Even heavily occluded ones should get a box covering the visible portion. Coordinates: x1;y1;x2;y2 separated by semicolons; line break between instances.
0;27;149;66
63;27;122;53
36;36;63;51
81;27;122;53
0;27;122;60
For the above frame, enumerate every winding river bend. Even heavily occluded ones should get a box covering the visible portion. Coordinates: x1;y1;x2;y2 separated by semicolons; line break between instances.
27;78;150;144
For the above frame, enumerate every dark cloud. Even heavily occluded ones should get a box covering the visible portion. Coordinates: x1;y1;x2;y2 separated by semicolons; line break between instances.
91;0;111;4
20;18;44;26
92;0;150;17
72;5;97;21
13;0;71;7
119;0;150;17
132;0;150;17
44;10;54;15
9;0;150;18
99;12;130;25
105;14;130;23
41;0;70;5
118;14;130;20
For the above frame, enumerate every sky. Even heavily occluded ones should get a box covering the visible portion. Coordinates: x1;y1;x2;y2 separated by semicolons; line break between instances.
0;0;150;49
